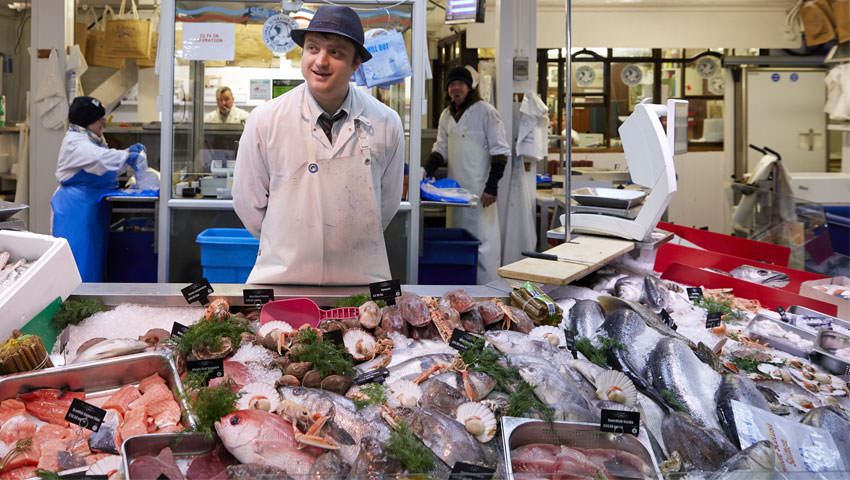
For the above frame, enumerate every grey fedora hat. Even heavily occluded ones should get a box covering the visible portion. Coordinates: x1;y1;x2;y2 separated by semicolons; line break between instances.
291;5;372;61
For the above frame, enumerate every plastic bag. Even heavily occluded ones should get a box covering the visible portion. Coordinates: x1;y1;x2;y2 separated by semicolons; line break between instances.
357;29;412;88
420;178;478;204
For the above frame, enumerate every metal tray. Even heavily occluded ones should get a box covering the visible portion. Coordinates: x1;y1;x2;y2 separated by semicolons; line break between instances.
787;305;850;332
745;315;817;358
812;330;850;378
572;187;647;209
122;433;216;480
501;416;660;479
0;200;27;221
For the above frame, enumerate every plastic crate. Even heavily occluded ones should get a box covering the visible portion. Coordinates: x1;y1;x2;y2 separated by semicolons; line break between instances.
196;228;259;283
825;206;849;257
107;218;156;282
418;228;480;285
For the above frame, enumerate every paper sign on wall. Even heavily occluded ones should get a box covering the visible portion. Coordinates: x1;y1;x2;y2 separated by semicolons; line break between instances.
183;23;235;61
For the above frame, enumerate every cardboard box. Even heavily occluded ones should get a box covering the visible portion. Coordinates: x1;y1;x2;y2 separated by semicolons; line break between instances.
800;276;850;320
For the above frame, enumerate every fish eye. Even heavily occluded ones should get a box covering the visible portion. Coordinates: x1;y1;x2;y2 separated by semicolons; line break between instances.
757;269;768;275
230;415;240;425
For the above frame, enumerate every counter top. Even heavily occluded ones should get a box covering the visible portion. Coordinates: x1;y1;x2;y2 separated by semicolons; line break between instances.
168;198;413;212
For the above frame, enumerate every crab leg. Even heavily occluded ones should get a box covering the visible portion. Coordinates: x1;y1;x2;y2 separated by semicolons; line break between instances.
460;370;479;401
414;364;448;384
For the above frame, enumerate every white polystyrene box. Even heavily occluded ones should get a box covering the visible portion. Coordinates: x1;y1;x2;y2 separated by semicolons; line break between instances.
0;231;81;334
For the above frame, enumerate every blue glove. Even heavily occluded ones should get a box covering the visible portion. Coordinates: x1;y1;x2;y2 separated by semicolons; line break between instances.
126;150;148;173
128;143;145;154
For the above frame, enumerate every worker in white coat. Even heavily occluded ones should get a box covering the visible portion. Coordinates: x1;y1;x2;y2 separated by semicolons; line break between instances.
232;5;404;285
204;86;250;124
51;96;148;281
426;66;511;284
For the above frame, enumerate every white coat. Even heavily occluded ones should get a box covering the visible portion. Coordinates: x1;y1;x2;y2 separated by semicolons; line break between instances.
232;84;404;285
204;105;251;124
55;129;129;183
433;101;511;284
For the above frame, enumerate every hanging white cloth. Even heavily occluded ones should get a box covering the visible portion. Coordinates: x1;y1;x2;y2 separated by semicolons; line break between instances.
34;49;68;130
824;64;850;121
497;100;537;266
516;92;549;160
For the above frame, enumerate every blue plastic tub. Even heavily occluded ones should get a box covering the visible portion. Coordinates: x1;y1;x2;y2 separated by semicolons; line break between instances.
418;228;481;285
825;206;850;257
107;218;156;282
196;228;259;283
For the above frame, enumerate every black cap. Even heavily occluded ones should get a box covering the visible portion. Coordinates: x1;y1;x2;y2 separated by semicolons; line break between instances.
446;66;473;89
68;96;106;128
291;6;372;62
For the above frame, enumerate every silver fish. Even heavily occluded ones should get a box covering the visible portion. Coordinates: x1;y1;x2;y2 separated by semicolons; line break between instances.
707;441;778;480
504;353;597;422
72;338;148;363
801;406;850;471
662;411;738;472
599;295;695;347
356;333;456;373
716;374;771;447
418;377;466;417
384;353;457;385
614;275;644;302
309;451;350;479
567;299;605;339
643;275;669;311
348;436;402;479
729;265;790;288
648;338;722;431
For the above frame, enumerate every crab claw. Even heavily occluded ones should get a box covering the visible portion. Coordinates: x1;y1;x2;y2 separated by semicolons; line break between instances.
414;364;447;385
380;405;401;430
461;370;478;401
295;433;340;450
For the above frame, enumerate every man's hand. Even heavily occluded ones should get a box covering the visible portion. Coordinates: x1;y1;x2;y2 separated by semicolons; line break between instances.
481;192;497;208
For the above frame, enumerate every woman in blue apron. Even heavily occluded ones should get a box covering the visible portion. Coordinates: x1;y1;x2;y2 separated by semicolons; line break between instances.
51;96;146;281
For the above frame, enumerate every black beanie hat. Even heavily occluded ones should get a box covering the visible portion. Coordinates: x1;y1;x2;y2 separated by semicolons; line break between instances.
68;96;106;128
446;66;473;89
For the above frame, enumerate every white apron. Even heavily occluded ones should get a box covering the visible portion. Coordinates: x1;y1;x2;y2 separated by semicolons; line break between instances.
247;118;391;285
446;123;501;284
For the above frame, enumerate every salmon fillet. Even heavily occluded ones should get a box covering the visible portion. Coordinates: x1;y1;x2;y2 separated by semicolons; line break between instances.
120;406;148;440
128;383;172;411
138;373;167;393
102;385;141;415
0;399;26;424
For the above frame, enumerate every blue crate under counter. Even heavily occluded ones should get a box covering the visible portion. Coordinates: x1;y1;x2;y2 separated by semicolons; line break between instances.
196;228;259;283
419;228;480;285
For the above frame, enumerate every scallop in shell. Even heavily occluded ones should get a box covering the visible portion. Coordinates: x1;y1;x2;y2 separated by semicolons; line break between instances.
237;382;281;412
529;326;565;348
387;380;422;408
343;329;378;361
358;301;381;329
257;320;294;338
594;370;637;406
455;402;497;443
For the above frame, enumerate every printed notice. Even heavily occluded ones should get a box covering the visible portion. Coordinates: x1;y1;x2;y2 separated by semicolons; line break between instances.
183;23;235;61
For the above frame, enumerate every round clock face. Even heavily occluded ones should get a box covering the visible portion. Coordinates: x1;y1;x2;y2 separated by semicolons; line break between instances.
708;75;725;95
620;64;643;86
695;56;720;79
575;65;596;87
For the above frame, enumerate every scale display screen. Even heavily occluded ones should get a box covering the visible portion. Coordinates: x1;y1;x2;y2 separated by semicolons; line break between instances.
445;0;486;24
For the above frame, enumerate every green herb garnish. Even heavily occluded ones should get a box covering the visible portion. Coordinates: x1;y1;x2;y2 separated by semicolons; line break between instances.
334;294;386;308
575;336;625;368
51;298;105;330
352;382;387;410
731;356;762;374
35;470;60;480
176;316;252;357
186;381;240;436
385;420;435;473
660;389;687;413
695;297;745;322
289;328;355;377
1;439;32;471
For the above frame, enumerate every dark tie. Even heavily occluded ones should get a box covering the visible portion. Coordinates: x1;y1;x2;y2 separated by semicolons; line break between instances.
317;110;347;143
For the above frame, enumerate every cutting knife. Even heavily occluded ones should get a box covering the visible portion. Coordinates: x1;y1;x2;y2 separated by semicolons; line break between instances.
521;251;596;266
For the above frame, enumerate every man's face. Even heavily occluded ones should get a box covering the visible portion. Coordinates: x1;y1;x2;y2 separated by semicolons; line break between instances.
447;80;471;106
217;90;234;116
301;32;361;103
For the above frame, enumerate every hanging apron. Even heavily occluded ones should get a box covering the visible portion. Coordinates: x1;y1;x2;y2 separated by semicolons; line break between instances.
446;123;501;284
51;170;118;282
246;117;391;285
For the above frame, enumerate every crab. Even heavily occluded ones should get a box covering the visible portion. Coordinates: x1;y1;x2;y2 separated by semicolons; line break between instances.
276;399;340;450
422;296;459;342
411;355;480;401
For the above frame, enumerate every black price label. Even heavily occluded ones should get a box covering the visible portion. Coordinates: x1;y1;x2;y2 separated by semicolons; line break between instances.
243;288;274;306
660;309;678;331
170;322;189;339
352;368;390;385
369;280;402;306
450;462;495;480
687;287;704;302
564;328;578;359
59;474;109;480
186;358;224;385
706;311;722;329
182;279;214;305
449;329;480;353
600;409;640;436
65;398;106;432
324;329;344;347
776;306;787;318
844;364;850;378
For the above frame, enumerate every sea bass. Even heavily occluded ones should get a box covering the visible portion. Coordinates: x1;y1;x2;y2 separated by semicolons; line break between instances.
72;338;148;363
715;374;771;447
662;411;737;473
567;300;605;339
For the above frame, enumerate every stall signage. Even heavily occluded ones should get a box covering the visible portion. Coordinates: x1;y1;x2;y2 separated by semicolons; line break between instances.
450;462;495;480
449;329;480;353
660;309;678;331
324;329;344;347
564;328;578;359
705;311;722;329
182;279;214;305
182;23;235;61
65;398;106;432
171;322;189;339
369;280;402;306
352;367;390;385
186;358;224;384
243;288;274;306
687;287;704;302
600;409;640;435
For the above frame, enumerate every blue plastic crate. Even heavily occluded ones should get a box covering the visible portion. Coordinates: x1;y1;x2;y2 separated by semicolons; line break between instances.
418;228;480;285
196;228;259;283
825;206;850;257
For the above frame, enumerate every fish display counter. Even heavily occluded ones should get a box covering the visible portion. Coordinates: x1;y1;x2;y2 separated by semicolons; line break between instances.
2;273;850;479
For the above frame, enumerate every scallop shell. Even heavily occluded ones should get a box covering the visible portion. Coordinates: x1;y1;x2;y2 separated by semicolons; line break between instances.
455;402;497;443
387;380;422;408
781;393;817;412
358;301;381;329
594;370;637;406
258;320;294;338
237;382;281;412
757;363;783;380
343;329;378;361
529;326;566;348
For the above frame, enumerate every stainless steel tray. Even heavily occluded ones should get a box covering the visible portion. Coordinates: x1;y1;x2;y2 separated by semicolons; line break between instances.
745;315;817;358
122;432;216;480
501;416;660;479
812;330;850;378
787;305;850;332
0;200;27;221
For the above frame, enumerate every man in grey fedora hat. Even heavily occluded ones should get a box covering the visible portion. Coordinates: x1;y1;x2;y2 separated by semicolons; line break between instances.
233;5;404;286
